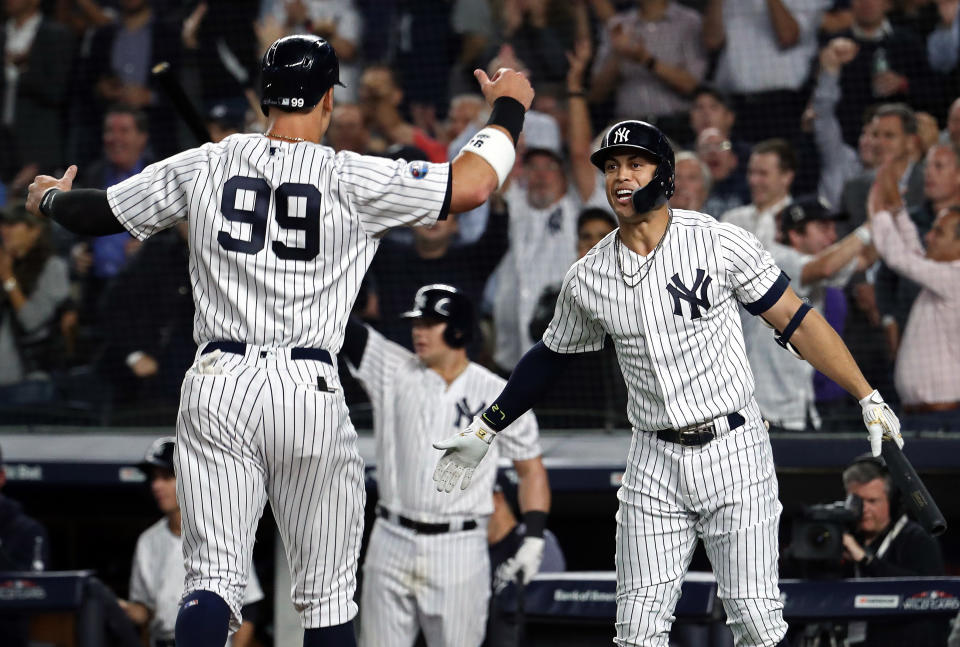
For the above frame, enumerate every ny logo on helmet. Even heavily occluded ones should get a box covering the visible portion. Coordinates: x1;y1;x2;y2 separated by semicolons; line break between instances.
613;127;630;144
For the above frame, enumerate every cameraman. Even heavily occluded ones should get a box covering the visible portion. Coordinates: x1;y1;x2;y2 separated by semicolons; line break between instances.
841;457;949;646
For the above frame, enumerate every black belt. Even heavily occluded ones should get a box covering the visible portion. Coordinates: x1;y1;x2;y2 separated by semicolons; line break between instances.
202;341;332;365
656;412;745;447
376;505;477;535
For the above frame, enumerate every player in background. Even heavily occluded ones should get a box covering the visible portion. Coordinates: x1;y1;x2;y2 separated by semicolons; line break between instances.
121;437;263;647
26;35;534;647
430;120;903;647
343;284;548;647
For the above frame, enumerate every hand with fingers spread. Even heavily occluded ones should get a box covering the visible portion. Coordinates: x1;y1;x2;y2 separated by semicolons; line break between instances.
432;416;497;493
26;165;78;218
859;389;904;457
566;39;592;93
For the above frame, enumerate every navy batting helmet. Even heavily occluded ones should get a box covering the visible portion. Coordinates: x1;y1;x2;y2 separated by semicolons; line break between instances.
260;35;344;114
590;120;675;214
138;437;175;476
401;284;475;349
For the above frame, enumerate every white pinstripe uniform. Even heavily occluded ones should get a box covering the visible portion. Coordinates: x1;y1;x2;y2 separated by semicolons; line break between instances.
349;327;540;647
104;133;453;632
542;209;790;646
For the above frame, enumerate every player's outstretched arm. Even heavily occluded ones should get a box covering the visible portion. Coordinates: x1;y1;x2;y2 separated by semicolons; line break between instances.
494;456;551;587
761;287;903;456
26;166;126;235
433;342;573;492
447;68;534;214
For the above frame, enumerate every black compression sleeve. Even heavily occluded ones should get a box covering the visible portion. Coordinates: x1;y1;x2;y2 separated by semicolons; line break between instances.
480;341;573;431
40;188;126;235
342;317;370;367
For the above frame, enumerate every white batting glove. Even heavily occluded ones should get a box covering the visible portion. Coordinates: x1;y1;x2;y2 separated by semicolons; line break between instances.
432;416;496;493
494;536;545;591
859;390;904;457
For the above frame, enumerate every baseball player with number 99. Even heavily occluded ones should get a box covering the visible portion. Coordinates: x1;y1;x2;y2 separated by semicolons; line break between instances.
26;36;534;647
432;120;903;646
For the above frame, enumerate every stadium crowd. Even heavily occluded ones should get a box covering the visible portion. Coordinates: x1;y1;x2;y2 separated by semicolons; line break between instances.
1;0;960;433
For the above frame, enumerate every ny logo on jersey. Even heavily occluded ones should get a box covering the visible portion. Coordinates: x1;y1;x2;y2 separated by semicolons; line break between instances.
547;207;563;233
612;127;630;144
666;269;712;320
454;397;487;428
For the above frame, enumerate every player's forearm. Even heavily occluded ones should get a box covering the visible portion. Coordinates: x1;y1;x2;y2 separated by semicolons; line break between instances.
39;189;126;235
516;458;551;517
480;342;573;432
790;309;872;400
450;98;526;213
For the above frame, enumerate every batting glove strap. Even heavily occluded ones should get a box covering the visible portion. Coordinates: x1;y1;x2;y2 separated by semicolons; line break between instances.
859;390;904;456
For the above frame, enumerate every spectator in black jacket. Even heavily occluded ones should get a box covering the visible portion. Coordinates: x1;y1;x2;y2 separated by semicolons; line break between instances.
841;456;949;647
368;197;508;352
96;223;194;416
832;0;936;148
0;0;74;174
0;441;50;647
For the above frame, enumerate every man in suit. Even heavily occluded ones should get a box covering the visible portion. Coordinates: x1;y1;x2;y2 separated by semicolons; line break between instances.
840;103;926;234
0;0;74;173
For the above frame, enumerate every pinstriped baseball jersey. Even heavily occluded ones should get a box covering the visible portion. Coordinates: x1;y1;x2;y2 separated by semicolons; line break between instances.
542;208;789;431
350;327;541;521
105;133;451;352
540;208;789;646
102;132;452;634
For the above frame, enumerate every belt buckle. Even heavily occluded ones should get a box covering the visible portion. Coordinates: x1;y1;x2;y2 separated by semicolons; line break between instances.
678;422;714;446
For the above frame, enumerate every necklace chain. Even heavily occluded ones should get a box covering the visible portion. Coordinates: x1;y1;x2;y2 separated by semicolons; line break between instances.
614;211;672;288
266;131;306;143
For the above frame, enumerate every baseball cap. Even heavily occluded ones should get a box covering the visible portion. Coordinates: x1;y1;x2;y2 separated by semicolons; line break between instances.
137;436;176;476
0;201;43;226
522;110;563;162
779;196;845;238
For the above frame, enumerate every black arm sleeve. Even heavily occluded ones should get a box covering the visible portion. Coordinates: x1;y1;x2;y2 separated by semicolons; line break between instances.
342;316;370;367
42;188;126;235
480;341;574;431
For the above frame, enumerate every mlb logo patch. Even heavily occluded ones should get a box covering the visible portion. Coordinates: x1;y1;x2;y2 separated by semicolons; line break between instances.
410;162;429;179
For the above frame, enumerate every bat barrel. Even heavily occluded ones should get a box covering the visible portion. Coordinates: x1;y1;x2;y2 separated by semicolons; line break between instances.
881;441;947;536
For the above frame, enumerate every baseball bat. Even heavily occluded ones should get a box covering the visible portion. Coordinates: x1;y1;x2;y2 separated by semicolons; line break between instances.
150;62;212;144
881;440;947;536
